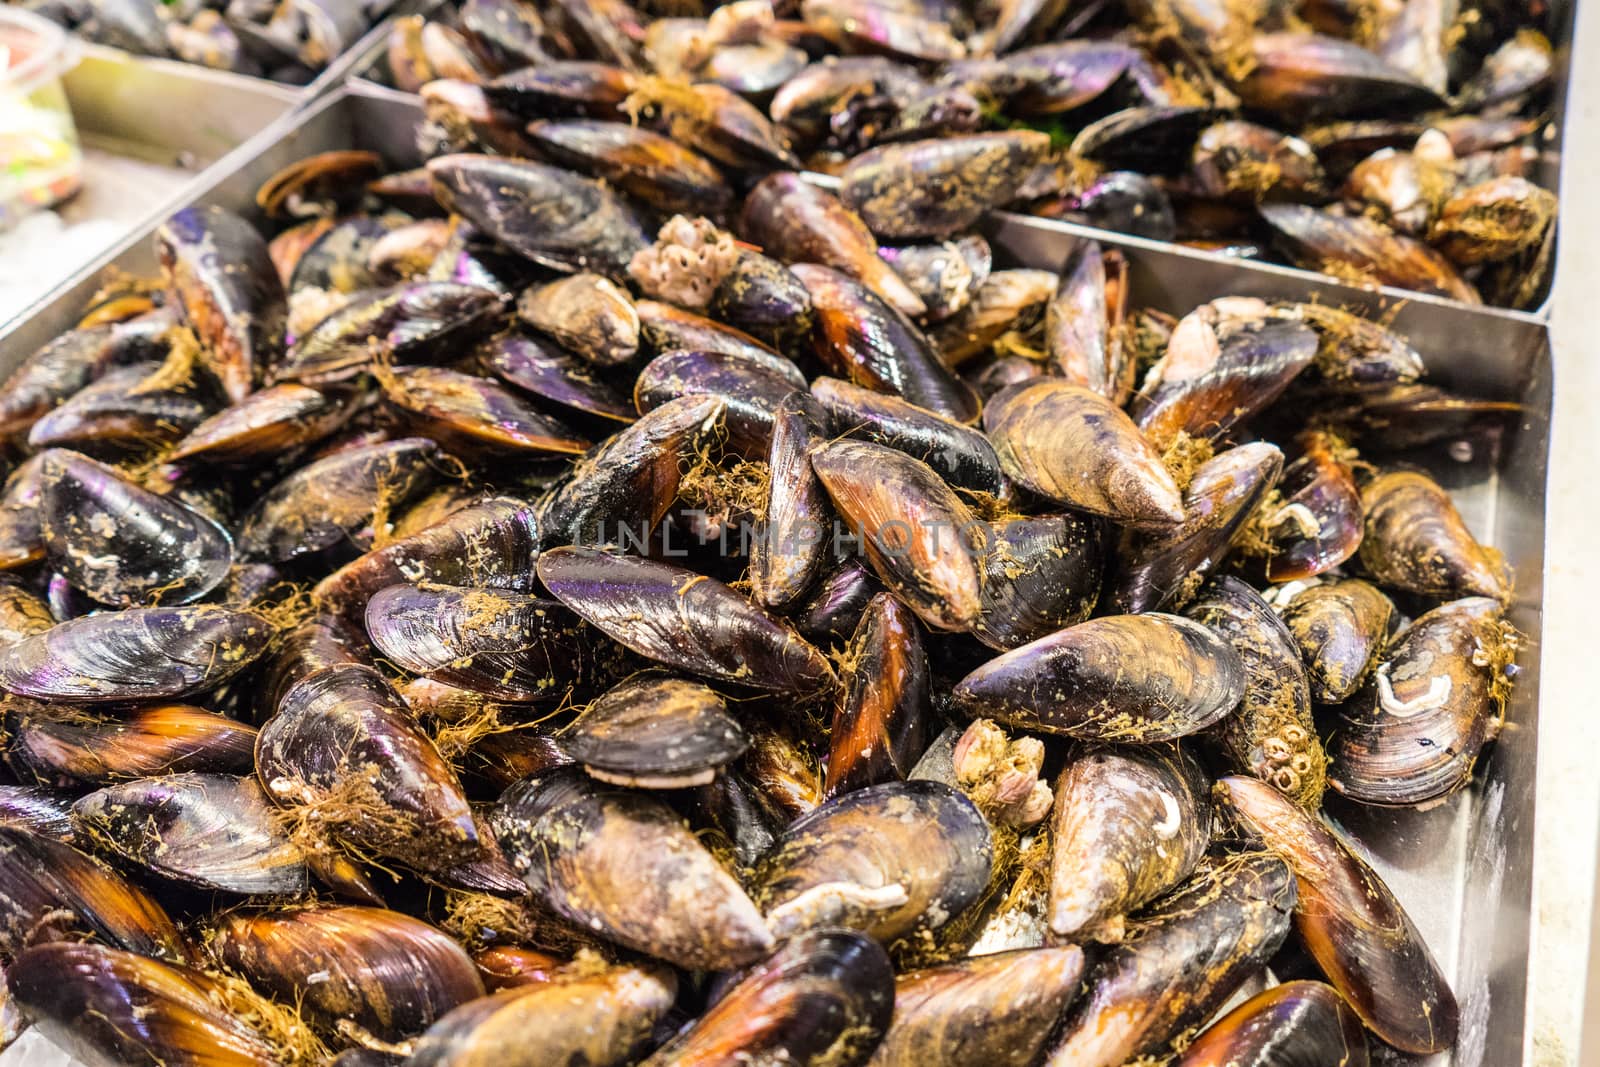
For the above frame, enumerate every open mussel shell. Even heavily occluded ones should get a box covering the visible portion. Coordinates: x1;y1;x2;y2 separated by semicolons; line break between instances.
868;947;1084;1067
157;204;286;403
1278;578;1397;703
756;779;992;942
812;439;985;632
257;663;483;877
410;962;677;1067
563;675;747;788
538;546;837;695
25;360;211;455
0;313;170;437
1046;854;1297;1067
527;118;733;217
168;383;348;465
985;380;1184;524
1359;469;1508;600
1187;576;1326;806
480;332;636;423
9;704;256;787
931;269;1056;368
826;593;930;798
750;390;832;611
840;131;1050;240
8;943;290;1067
491;765;773;969
366;583;589;703
795;263;978;424
314;496;541;617
1175;979;1368;1067
0;824;191;963
635;347;807;454
1049;746;1210;943
238;437;442;563
1263;429;1363;581
1328;596;1512;808
954;613;1245;741
1213;775;1458;1053
0;606;269;703
71;772;310;897
537;395;724;546
975;513;1103;650
644;927;894;1067
211;906;484;1043
813;376;1003;495
428;154;649;280
36;450;231;606
1108;442;1283;614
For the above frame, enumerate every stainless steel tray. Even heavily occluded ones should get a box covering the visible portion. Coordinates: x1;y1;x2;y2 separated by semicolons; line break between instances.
0;85;1550;1067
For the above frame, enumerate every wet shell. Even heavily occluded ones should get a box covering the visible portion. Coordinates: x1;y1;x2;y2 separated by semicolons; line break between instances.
0;315;169;437
811;439;985;632
876;236;991;324
1175;980;1368;1067
563;675;748;788
1259;204;1479;303
0;783;75;841
1278;578;1397;703
0;579;51;648
277;283;504;386
866;946;1086;1067
951;613;1246;741
526;119;733;217
840;132;1050;240
1359;469;1507;600
480;332;637;423
71;773;311;896
985;380;1184;525
1231;33;1445;121
1048;240;1133;406
1327;596;1512;807
0;456;50;570
803;0;965;62
750;390;832;611
168;384;348;465
517;273;639;367
491;766;773;969
410;963;677;1067
211;907;484;1043
643;928;895;1067
262;613;375;719
366;584;590;703
8;705;256;787
381;367;591;457
1264;430;1363;581
26;361;211;454
975;513;1103;650
1045;854;1297;1067
635;348;806;453
538;546;837;694
826;593;930;797
1048;746;1210;942
0;606;269;703
1187;576;1326;806
1213;775;1458;1053
931;269;1056;367
755;779;992;942
812;376;1003;494
794;558;885;645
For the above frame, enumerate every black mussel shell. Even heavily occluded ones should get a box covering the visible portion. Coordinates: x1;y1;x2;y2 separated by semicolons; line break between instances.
750;390;833;612
0;314;170;437
480;332;636;423
1175;980;1368;1067
276;283;504;386
563;675;748;788
9;705;256;787
826;593;930;798
168;383;348;465
976;513;1103;651
1277;579;1396;704
840;131;1051;240
812;376;1004;495
1359;470;1508;600
1074;106;1219;174
635;348;806;454
27;362;212;454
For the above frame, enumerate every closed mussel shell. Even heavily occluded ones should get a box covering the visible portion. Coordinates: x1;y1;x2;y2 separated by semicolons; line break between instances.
526;119;733;217
1186;576;1327;806
1230;33;1445;122
261;613;375;719
277;283;503;387
409;962;677;1067
638;300;787;363
953;614;1246;741
480;332;636;423
538;546;837;694
1278;578;1397;703
1265;429;1364;581
1213;774;1458;1053
975;512;1102;650
635;348;806;453
0;314;170;438
366;584;590;702
168;383;348;465
0;455;50;570
1258;204;1479;303
1074;106;1219;174
750;390;832;611
1045;854;1297;1067
9;705;257;787
380;367;592;457
812;376;1004;494
755;779;992;942
1175;980;1368;1067
793;558;885;646
840;131;1050;240
491;765;773;969
517;272;639;368
563;675;748;788
26;361;212;455
826;593;930;798
0;606;270;703
1048;746;1210;942
709;250;817;355
1048;239;1133;406
643;927;895;1067
1328;596;1514;807
71;772;311;897
211;906;484;1043
0;783;75;841
1359;469;1508;600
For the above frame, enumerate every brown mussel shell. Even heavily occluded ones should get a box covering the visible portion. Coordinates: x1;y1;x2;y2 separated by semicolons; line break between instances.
1186;576;1326;806
261;613;375;720
1231;33;1445;121
1048;746;1210;942
527;119;733;217
1278;578;1397;703
1264;429;1363;582
1214;775;1458;1053
517;272;640;367
0;455;50;570
211;906;484;1043
812;376;1003;494
750;390;832;611
1359;469;1508;600
756;779;992;942
538;546;837;694
985;380;1184;525
0;606;269;703
1258;204;1479;303
380;367;592;457
840;131;1050;240
1045;853;1297;1067
826;592;930;798
643;927;895;1067
0;578;51;648
1176;980;1367;1066
491;765;773;970
71;772;311;896
1048;240;1133;406
8;705;256;787
563;675;748;788
952;613;1246;741
635;347;806;454
167;383;347;465
1327;596;1512;808
26;361;212;454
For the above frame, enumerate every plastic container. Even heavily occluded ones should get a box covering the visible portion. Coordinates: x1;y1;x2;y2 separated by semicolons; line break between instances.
0;7;82;231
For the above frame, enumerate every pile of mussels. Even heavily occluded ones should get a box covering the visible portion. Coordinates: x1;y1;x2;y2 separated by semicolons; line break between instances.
380;0;1562;308
0;134;1520;1067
